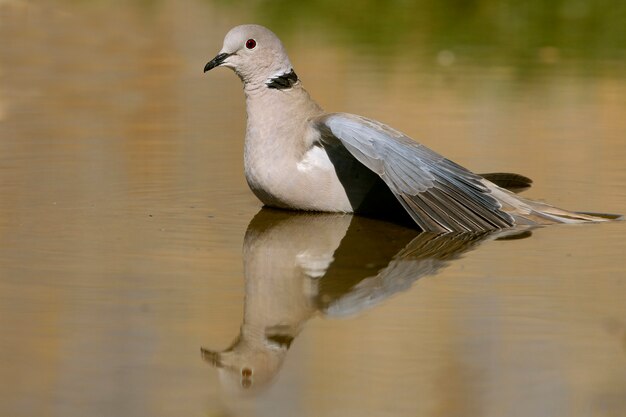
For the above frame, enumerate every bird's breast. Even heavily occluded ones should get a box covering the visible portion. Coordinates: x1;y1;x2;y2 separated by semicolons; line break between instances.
244;141;354;212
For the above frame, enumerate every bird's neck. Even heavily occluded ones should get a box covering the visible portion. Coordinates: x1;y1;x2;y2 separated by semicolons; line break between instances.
242;81;325;207
243;82;324;148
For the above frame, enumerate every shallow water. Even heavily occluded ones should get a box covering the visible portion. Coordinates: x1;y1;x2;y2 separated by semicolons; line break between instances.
1;1;625;416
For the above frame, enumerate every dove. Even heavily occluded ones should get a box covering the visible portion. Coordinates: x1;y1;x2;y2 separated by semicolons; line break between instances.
204;24;619;233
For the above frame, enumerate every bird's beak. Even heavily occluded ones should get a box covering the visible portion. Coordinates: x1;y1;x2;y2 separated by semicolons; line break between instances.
204;52;231;72
201;347;223;367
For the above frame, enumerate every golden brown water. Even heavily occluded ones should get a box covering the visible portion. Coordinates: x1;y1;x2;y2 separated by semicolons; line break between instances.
1;1;625;416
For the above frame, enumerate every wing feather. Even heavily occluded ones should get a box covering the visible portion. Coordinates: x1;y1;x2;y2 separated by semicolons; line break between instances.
313;113;514;233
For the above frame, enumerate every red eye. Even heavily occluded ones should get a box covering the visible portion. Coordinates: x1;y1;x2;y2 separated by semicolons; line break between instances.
245;39;256;49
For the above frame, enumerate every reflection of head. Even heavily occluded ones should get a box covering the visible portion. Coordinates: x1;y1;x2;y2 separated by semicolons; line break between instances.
201;328;293;394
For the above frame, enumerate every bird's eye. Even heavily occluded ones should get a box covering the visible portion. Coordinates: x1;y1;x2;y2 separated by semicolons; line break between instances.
245;39;256;49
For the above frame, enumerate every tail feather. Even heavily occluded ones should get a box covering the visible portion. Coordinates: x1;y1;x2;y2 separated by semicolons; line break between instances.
576;211;624;221
479;172;532;194
483;179;620;227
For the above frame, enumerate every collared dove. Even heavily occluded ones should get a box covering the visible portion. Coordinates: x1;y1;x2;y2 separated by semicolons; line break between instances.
204;24;619;233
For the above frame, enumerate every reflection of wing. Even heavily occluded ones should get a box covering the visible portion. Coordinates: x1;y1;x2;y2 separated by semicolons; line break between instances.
316;219;500;317
314;113;514;233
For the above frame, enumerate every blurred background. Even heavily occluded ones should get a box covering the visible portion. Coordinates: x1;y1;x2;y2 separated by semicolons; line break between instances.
0;1;625;416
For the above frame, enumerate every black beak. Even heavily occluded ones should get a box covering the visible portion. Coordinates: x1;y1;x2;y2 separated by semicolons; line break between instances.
200;347;223;368
204;52;231;73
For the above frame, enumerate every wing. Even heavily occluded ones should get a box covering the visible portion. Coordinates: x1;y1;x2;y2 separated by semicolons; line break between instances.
313;113;514;233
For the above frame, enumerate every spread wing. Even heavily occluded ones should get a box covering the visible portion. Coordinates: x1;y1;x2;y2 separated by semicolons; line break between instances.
313;113;514;233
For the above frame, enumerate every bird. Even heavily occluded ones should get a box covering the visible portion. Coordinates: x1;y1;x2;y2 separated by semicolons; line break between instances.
204;24;619;233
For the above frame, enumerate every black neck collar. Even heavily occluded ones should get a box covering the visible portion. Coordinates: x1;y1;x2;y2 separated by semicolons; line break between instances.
266;69;299;90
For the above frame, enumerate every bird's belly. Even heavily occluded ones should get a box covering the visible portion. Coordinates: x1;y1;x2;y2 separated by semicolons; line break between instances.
246;168;355;212
245;146;357;212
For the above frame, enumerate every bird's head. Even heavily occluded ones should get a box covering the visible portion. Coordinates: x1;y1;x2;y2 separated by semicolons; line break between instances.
204;24;295;88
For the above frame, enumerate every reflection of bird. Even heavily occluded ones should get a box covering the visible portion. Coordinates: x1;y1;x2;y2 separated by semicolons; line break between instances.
204;24;619;233
202;210;350;394
201;209;531;393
